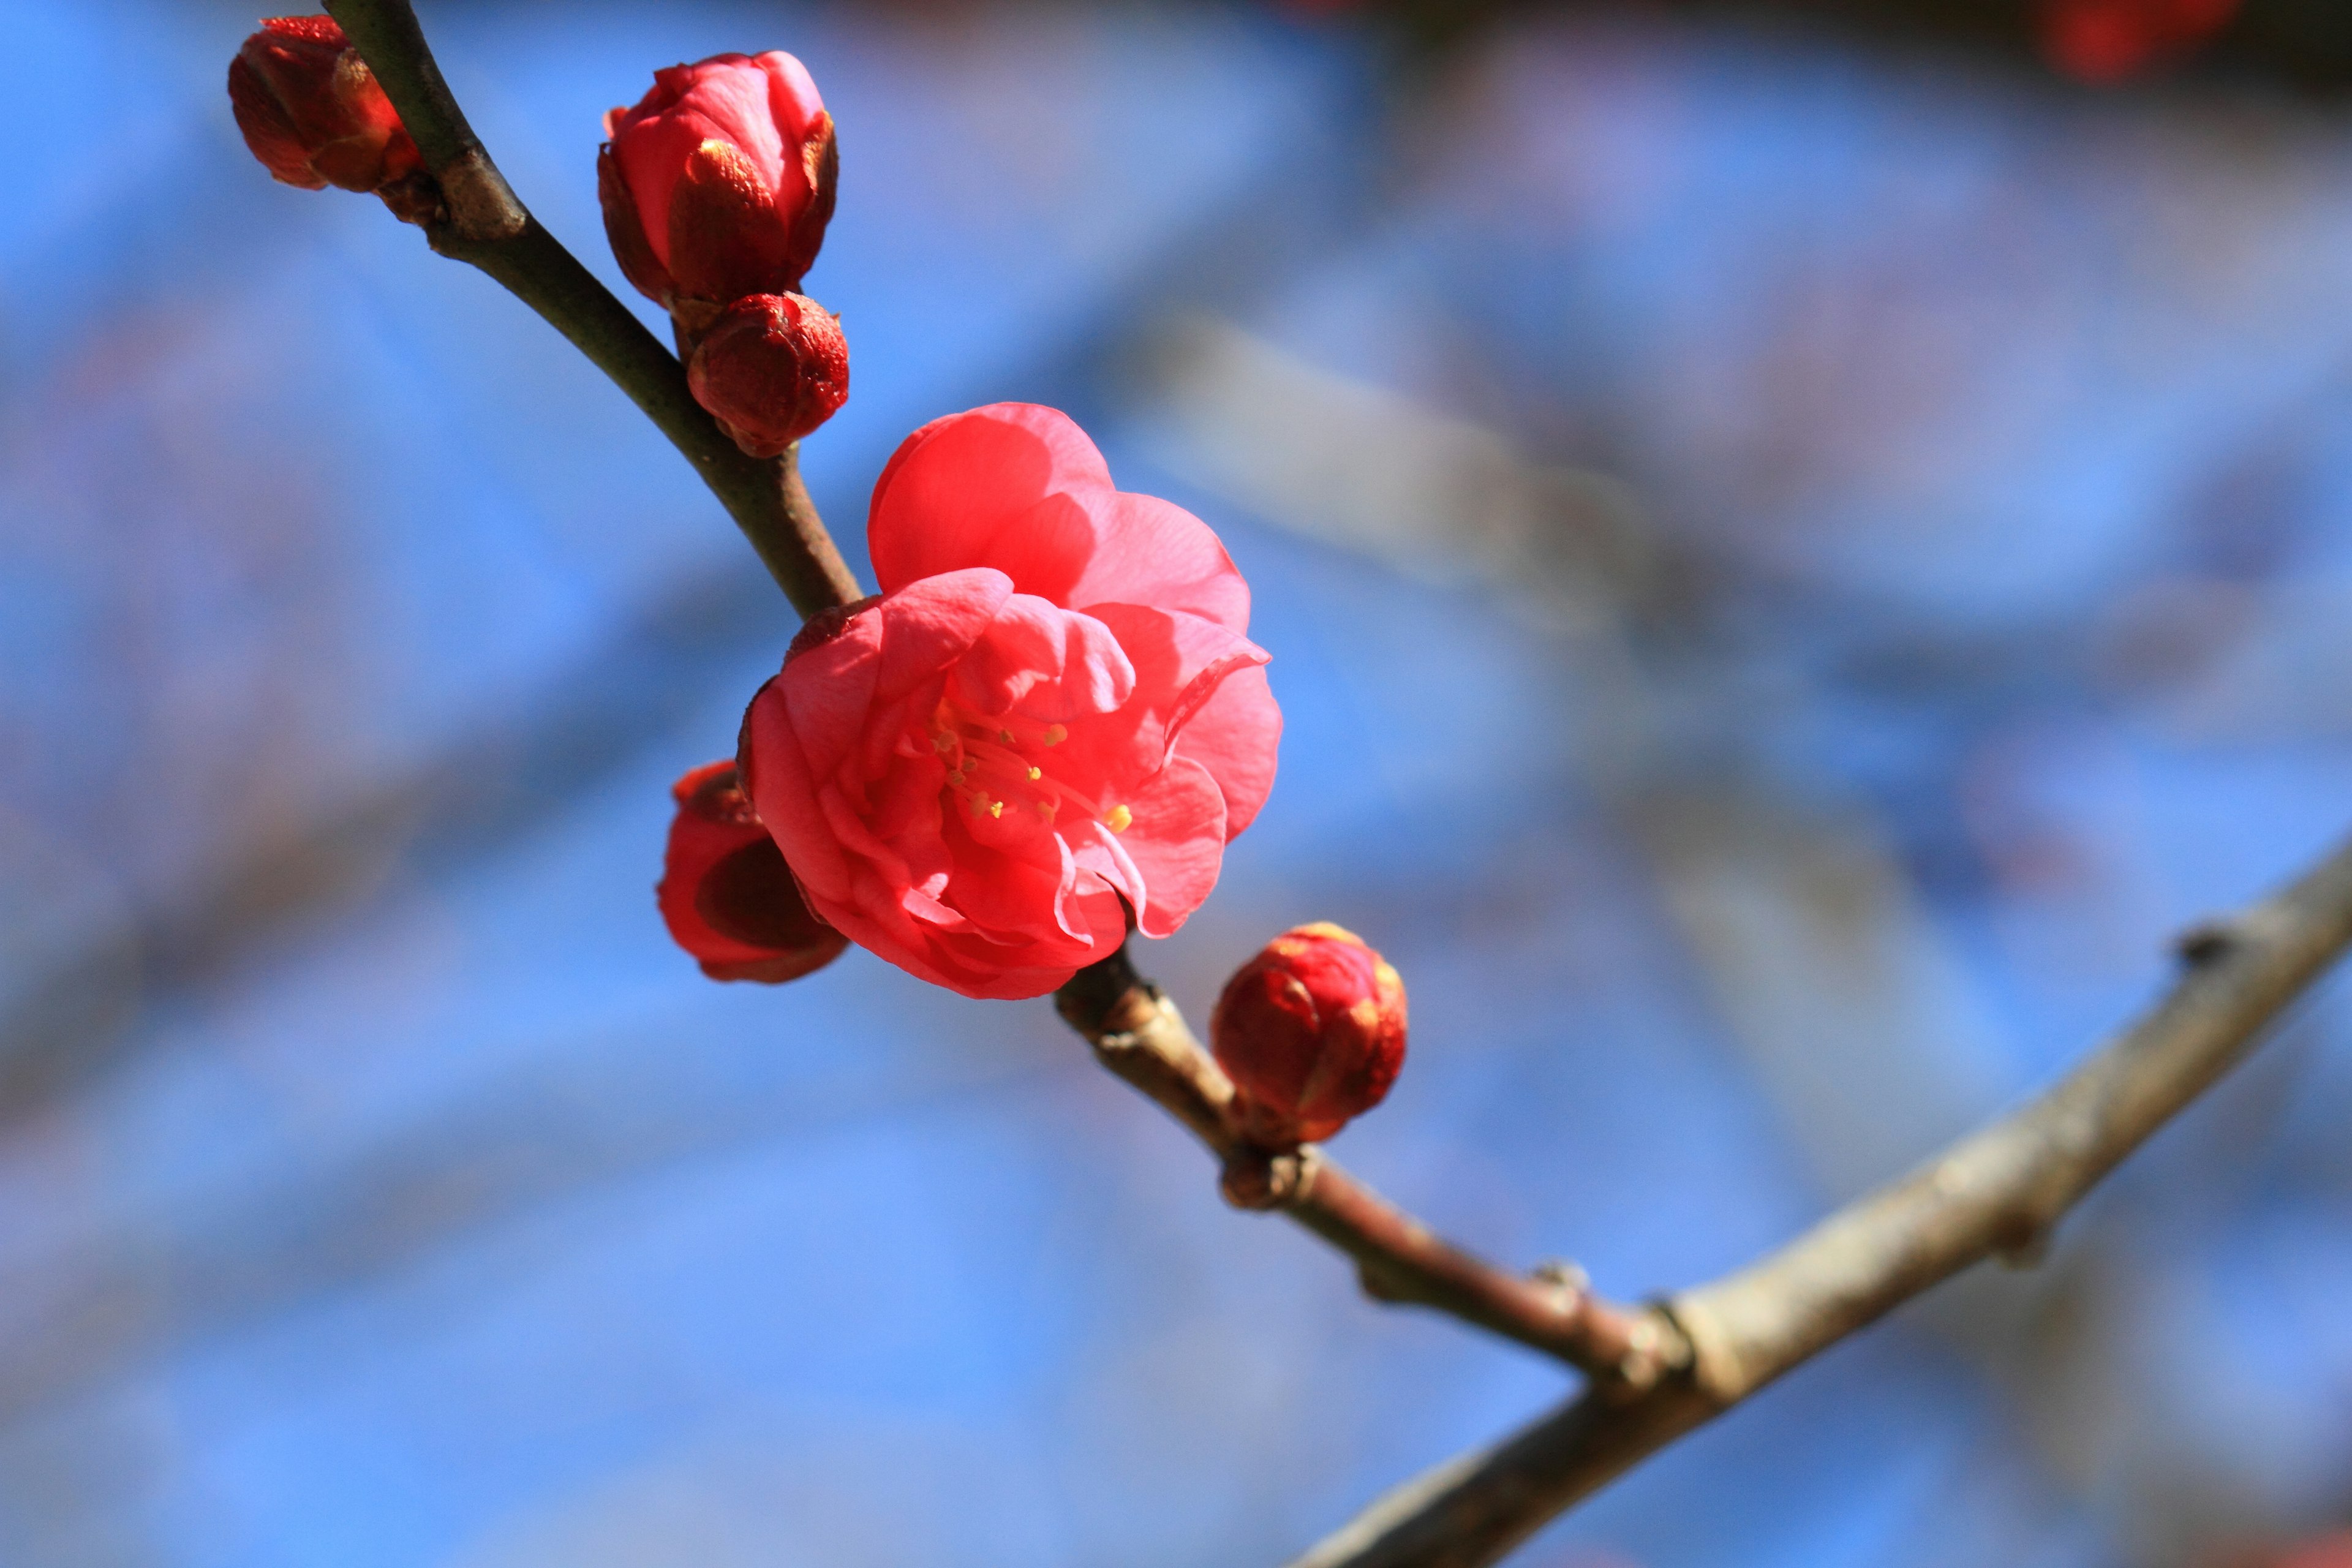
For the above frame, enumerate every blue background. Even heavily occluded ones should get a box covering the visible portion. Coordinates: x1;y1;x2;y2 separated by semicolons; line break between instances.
3;2;2351;1564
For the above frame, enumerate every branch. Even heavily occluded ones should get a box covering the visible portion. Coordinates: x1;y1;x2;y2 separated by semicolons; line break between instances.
1054;948;1679;1387
320;0;862;619
1289;830;2352;1568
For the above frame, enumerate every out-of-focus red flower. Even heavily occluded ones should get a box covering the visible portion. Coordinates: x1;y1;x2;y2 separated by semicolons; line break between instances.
2271;1534;2352;1568
2037;0;2243;83
1211;922;1406;1145
684;293;849;458
599;51;837;314
659;760;846;983
228;15;422;194
739;404;1283;1001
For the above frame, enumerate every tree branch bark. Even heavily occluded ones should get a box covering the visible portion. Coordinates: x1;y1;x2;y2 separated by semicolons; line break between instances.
1289;830;2352;1568
1054;947;1679;1387
321;0;862;619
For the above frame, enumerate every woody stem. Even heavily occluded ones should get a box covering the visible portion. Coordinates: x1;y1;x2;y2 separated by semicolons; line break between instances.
1053;947;1678;1386
322;0;863;619
1287;829;2352;1568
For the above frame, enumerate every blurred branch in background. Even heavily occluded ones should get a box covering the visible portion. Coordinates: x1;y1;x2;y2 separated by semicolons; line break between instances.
1324;0;2352;94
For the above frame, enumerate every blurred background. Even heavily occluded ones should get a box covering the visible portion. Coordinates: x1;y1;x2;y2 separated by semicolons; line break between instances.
7;0;2352;1563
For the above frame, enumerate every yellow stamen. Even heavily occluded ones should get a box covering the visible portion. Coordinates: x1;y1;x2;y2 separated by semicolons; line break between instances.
989;800;1005;819
1042;724;1067;747
1027;766;1042;781
1104;804;1132;833
1035;801;1055;818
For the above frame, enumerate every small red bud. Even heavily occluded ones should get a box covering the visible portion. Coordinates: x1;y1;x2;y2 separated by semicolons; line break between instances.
1211;922;1407;1146
227;16;421;195
685;293;850;458
658;760;846;983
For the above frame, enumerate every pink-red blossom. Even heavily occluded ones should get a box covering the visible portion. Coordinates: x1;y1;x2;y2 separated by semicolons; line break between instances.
659;760;846;983
599;51;837;317
228;15;421;196
685;292;849;458
739;403;1282;1000
1211;922;1406;1145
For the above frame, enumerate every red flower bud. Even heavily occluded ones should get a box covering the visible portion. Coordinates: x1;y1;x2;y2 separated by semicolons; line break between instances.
599;51;837;312
658;760;846;984
1211;922;1406;1145
227;15;422;195
684;293;849;458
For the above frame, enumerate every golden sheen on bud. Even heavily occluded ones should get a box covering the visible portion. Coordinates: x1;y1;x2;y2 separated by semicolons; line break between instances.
1210;922;1407;1146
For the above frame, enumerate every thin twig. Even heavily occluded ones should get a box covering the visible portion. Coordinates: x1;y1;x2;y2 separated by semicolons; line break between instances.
1054;947;1678;1386
321;0;862;618
1289;830;2352;1568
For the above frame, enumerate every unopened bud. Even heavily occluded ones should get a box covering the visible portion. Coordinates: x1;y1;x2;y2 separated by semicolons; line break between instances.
600;51;837;312
658;760;846;983
227;16;422;197
1211;922;1406;1146
685;293;849;458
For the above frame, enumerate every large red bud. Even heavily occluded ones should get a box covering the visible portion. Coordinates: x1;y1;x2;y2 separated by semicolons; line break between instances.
1211;922;1407;1146
600;51;836;312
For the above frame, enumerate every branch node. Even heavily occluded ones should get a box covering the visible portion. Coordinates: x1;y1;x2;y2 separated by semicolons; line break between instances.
1993;1219;2054;1268
437;146;526;242
1531;1258;1592;1304
1221;1144;1311;1211
1660;1294;1743;1404
2174;916;2238;967
1354;1260;1412;1303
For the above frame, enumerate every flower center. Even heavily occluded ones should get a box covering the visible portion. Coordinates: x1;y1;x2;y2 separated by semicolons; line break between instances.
927;701;1129;832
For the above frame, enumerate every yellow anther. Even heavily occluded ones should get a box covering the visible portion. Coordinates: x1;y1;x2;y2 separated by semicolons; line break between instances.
989;800;1005;819
1042;724;1067;747
1027;766;1042;781
1104;804;1132;833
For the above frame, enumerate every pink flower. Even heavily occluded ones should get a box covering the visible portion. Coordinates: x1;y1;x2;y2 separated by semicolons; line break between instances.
658;760;846;983
685;292;849;458
228;16;421;195
740;404;1283;1000
1212;922;1407;1145
598;51;837;316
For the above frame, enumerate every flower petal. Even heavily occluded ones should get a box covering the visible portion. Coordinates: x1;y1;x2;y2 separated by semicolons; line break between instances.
869;404;1251;630
1169;662;1281;840
952;593;1136;720
1063;602;1270;788
1075;754;1227;940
